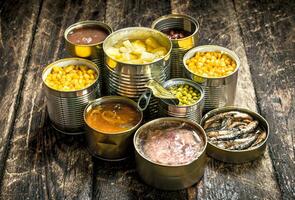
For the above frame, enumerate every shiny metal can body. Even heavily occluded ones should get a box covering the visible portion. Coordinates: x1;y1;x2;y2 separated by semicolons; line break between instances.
200;107;269;163
159;78;204;123
183;45;240;112
103;27;172;118
42;58;101;134
84;96;143;161
133;117;207;190
152;14;199;78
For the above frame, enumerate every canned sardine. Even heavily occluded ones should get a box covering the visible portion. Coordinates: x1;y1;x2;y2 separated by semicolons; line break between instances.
152;14;199;78
183;45;240;112
42;58;101;134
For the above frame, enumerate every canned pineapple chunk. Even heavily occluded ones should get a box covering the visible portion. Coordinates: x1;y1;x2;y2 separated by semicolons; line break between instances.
186;51;237;78
45;65;97;91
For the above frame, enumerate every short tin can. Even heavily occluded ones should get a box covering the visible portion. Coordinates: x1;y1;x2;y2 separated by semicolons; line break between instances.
42;58;101;134
183;45;240;112
152;14;199;78
200;106;269;163
84;96;143;161
103;27;172;118
159;78;204;123
134;117;207;190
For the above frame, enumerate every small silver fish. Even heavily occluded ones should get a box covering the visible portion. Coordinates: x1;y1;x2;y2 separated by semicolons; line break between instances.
228;134;258;150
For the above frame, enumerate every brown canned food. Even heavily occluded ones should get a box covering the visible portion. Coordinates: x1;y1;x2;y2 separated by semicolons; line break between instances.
200;106;269;163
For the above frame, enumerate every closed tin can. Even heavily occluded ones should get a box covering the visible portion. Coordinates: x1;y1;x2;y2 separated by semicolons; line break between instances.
183;45;240;112
152;14;199;78
159;78;204;123
134;117;207;190
103;27;172;118
84;96;143;161
42;58;101;134
200;107;269;163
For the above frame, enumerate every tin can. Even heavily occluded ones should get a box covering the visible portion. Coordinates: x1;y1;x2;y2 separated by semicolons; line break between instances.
103;27;172;118
152;14;199;78
64;20;112;69
183;45;240;112
200;107;269;163
84;96;143;161
42;58;101;134
134;117;207;190
159;78;204;123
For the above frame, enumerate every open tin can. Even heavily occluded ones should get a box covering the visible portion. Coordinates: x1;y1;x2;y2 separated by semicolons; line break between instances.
64;20;112;69
152;14;199;78
183;45;240;112
200;107;269;163
84;96;143;161
159;78;204;123
134;117;207;190
42;58;101;134
103;27;172;118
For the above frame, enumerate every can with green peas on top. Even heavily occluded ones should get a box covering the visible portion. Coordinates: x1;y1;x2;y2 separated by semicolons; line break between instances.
159;78;204;123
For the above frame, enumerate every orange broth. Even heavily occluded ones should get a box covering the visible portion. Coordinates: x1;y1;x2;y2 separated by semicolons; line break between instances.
86;102;141;133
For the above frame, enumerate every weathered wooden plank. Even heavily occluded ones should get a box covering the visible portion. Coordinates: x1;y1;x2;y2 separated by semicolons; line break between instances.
0;0;106;199
0;0;41;182
93;1;190;199
234;1;295;199
171;0;281;199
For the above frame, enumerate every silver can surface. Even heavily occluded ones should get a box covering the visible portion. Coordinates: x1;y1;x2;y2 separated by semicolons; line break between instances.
84;96;143;161
152;14;199;78
42;58;101;134
159;78;204;123
103;27;172;118
183;45;240;112
200;107;269;163
134;117;207;190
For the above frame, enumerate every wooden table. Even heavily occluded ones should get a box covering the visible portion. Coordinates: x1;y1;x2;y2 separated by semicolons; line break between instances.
0;0;294;199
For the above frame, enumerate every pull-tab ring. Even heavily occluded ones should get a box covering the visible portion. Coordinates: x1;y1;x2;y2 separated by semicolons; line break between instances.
137;90;152;112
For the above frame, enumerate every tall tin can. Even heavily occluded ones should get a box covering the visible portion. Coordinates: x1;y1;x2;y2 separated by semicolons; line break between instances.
183;45;240;112
159;78;204;123
152;14;199;78
103;27;172;118
42;58;101;134
64;20;112;69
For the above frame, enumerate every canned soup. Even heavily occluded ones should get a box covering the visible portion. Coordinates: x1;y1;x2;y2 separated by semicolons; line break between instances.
85;101;141;133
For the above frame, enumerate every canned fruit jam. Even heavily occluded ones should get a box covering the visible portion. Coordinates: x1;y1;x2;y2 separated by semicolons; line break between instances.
106;37;168;64
168;84;201;106
161;28;192;40
137;121;205;165
45;65;97;91
85;102;141;133
186;51;237;78
67;26;109;45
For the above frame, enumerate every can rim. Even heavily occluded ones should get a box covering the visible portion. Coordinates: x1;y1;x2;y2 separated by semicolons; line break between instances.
103;27;173;66
42;57;100;94
200;106;269;153
151;14;200;41
64;20;113;47
133;117;207;168
161;78;204;107
83;96;143;135
183;45;241;80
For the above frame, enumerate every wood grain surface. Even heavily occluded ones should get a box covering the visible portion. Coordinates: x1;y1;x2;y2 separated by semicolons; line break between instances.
0;0;294;199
